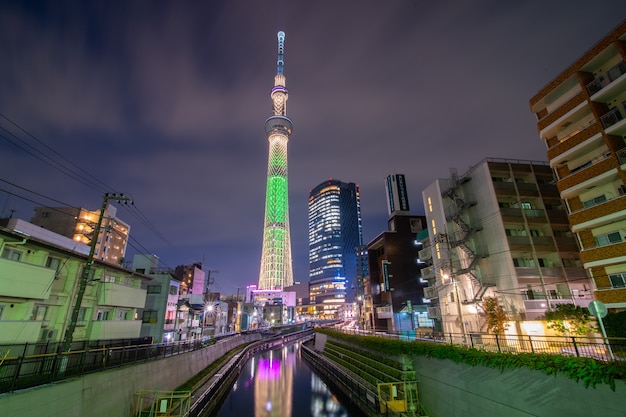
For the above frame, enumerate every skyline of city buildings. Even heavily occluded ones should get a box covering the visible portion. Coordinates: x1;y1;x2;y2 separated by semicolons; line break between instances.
258;31;294;291
1;22;625;351
308;179;363;318
530;20;626;313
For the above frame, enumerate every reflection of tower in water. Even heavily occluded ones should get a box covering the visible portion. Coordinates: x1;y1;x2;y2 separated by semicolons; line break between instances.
254;346;294;417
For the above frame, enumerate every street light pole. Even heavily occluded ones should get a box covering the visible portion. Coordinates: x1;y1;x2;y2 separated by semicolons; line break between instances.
62;193;132;352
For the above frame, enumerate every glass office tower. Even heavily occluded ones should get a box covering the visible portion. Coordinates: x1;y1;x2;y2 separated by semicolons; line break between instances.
308;179;363;317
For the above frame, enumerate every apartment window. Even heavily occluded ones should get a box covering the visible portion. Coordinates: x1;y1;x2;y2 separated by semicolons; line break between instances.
30;305;48;321
76;307;87;325
521;202;532;209
147;285;162;294
169;285;178;295
595;231;623;247
118;309;131;320
609;273;626;288
142;310;159;324
562;258;582;267
1;248;22;261
582;194;607;208
0;305;4;320
102;274;116;283
96;310;111;321
46;256;61;269
513;258;533;267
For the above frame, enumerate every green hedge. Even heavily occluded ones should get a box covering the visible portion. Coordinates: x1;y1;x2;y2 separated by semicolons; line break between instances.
317;329;626;390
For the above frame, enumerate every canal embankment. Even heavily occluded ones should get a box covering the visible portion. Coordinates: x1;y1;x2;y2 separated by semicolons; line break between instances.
0;333;261;417
309;331;626;417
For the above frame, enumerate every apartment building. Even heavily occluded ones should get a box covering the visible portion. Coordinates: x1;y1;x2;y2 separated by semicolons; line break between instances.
529;20;626;311
0;218;148;345
421;159;592;339
31;204;130;266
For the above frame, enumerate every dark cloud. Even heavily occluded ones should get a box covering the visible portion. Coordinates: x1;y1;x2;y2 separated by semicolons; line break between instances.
1;0;625;294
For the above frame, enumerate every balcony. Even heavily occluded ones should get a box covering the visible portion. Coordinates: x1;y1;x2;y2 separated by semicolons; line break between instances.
376;305;393;319
554;237;580;252
545;209;570;224
548;119;599;158
423;286;439;299
0;320;42;344
0;258;55;299
537;91;586;132
418;246;432;261
569;194;626;227
421;267;435;280
523;297;592;314
427;306;441;320
557;156;617;193
601;102;626;135
618;147;626;165
515;267;563;279
90;319;142;340
581;241;626;265
98;282;147;308
587;61;626;100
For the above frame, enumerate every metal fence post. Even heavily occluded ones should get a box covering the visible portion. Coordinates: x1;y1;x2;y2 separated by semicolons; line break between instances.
495;334;501;353
10;354;26;392
572;337;580;357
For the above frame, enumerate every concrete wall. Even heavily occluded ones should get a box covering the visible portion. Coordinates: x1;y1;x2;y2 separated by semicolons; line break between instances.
414;356;625;417
0;334;260;417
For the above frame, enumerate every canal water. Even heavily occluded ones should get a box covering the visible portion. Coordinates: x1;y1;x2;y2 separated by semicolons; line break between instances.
214;341;364;417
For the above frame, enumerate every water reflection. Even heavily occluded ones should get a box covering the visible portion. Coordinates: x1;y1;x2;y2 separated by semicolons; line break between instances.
214;342;353;417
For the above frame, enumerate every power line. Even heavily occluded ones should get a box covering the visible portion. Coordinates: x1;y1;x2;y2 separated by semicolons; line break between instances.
0;112;179;259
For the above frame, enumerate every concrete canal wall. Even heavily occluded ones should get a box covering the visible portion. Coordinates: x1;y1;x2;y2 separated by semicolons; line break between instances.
413;356;625;417
314;334;625;417
0;334;260;417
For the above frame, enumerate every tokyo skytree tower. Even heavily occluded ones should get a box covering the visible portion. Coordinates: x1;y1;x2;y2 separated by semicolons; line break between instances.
258;31;294;290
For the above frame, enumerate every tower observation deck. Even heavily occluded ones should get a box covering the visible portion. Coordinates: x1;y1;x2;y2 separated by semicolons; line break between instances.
258;31;294;290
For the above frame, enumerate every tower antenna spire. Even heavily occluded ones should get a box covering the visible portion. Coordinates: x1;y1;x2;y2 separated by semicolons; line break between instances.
277;31;285;75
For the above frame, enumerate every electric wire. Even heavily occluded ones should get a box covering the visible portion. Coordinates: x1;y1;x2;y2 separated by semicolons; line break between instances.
0;112;179;262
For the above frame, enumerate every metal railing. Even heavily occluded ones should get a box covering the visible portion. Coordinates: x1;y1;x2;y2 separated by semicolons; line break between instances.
337;328;626;362
301;343;379;416
0;334;239;394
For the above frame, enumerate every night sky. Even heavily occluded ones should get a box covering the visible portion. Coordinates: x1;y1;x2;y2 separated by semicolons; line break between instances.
1;1;625;294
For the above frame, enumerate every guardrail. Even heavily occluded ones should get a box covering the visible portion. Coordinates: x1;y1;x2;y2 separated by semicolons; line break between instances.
0;334;240;394
337;328;626;362
301;343;379;417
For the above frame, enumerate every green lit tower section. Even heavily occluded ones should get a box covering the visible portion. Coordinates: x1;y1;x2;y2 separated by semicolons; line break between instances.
258;31;294;290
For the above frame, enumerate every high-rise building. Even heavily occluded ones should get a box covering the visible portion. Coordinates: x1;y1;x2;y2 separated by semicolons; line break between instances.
386;174;411;216
308;179;363;318
529;21;626;312
30;204;130;265
367;213;428;333
422;158;592;340
258;31;294;291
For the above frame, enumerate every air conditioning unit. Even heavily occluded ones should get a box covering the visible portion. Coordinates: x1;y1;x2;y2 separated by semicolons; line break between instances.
39;328;58;342
427;306;441;320
424;286;439;299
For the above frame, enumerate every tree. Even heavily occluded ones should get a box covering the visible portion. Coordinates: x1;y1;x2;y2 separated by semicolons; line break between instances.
482;296;509;334
540;304;595;336
604;311;626;337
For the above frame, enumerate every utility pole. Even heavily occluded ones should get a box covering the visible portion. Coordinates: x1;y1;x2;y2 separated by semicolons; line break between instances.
62;193;132;352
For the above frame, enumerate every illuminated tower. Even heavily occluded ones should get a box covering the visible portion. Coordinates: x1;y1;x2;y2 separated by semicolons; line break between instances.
258;31;294;290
